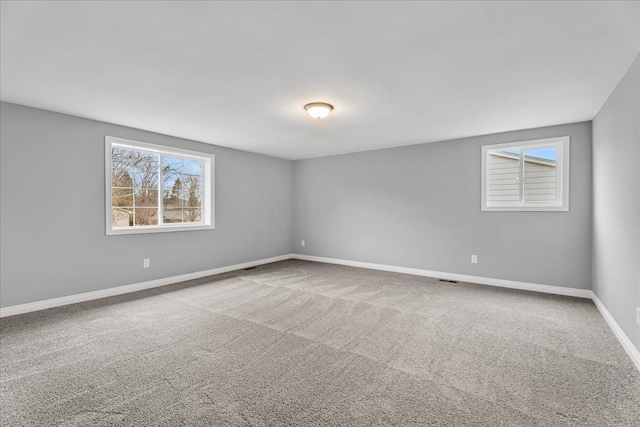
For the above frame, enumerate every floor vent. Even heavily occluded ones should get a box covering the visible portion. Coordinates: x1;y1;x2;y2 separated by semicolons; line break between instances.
439;279;458;284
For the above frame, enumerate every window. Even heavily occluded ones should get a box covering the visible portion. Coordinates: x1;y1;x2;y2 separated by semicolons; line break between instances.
105;136;214;235
481;136;569;211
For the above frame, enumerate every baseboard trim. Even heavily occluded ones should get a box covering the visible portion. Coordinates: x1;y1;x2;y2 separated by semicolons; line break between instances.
0;254;295;318
3;252;637;373
591;293;640;372
293;254;639;371
292;254;593;299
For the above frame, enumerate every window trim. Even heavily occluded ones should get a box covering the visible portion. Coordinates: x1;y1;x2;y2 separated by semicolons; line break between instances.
481;136;570;212
105;136;215;235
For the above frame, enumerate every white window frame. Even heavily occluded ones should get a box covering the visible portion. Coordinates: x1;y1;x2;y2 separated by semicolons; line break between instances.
481;136;570;212
105;136;215;235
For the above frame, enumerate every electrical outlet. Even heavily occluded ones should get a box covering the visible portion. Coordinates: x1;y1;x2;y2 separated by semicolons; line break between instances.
143;258;150;268
301;240;306;247
471;255;478;264
636;307;640;326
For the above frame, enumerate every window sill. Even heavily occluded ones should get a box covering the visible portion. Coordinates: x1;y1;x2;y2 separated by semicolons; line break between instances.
482;205;569;212
106;224;215;236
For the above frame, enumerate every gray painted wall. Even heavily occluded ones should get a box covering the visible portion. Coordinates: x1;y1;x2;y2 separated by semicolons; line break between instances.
0;102;293;308
293;122;592;289
592;54;640;351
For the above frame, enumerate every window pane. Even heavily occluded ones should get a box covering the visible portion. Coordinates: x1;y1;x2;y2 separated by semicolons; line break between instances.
112;171;134;188
134;188;158;207
112;188;133;207
487;149;520;205
162;156;183;179
112;146;158;189
524;147;557;203
183;175;202;207
134;208;158;226
163;175;184;208
112;208;133;227
130;151;158;189
163;208;183;223
112;146;134;163
112;147;136;188
163;194;182;209
183;208;202;223
182;159;202;176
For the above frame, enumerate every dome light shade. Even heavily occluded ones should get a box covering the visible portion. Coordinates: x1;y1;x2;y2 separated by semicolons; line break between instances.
304;102;333;119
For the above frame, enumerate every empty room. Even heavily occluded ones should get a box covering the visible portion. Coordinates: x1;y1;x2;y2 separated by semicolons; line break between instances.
1;1;639;426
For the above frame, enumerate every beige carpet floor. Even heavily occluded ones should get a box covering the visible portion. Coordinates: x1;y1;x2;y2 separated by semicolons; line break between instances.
1;259;639;426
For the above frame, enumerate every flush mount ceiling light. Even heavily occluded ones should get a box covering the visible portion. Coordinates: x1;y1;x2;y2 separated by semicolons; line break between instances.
304;102;333;120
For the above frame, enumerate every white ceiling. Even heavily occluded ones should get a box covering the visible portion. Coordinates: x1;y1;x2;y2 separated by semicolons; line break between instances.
1;2;639;160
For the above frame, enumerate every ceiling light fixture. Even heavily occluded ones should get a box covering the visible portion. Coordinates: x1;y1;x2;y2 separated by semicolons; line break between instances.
304;102;333;120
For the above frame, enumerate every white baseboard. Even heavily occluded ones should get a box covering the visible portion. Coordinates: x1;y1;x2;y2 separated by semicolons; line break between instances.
5;253;591;318
0;254;294;318
3;252;637;373
591;293;640;372
292;254;593;299
292;254;638;371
